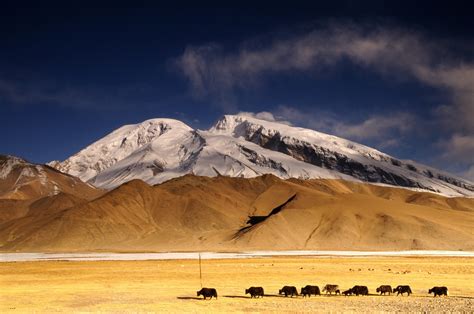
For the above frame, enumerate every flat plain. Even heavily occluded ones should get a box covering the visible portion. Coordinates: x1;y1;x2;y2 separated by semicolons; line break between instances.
1;256;473;312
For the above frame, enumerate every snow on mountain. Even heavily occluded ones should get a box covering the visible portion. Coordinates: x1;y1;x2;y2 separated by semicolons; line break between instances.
191;131;355;181
49;115;474;196
210;115;474;197
88;121;203;188
0;155;98;200
49;118;194;183
0;155;24;180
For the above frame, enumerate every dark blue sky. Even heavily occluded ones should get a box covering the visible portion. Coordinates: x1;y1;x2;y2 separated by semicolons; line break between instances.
1;1;473;180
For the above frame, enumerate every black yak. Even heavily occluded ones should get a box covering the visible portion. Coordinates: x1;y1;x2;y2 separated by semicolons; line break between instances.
245;286;264;298
279;286;298;297
350;285;369;296
429;286;448;297
342;289;352;296
301;285;320;297
376;285;392;295
197;288;218;299
393;285;412;296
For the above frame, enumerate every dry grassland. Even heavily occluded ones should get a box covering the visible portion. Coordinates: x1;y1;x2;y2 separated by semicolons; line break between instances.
1;256;473;312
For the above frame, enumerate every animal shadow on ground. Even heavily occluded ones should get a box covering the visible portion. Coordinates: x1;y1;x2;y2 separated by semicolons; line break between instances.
265;294;292;298
177;296;205;300
223;294;285;298
223;295;252;299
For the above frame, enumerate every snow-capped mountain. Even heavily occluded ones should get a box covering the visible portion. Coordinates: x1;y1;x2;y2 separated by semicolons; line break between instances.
49;115;474;197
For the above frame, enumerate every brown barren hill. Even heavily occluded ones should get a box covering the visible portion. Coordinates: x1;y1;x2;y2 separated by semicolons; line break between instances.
0;174;473;252
0;155;103;224
0;155;100;201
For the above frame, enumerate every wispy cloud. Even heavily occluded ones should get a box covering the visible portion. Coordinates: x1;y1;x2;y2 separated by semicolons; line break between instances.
0;77;149;111
177;22;474;181
177;24;428;95
248;107;417;149
438;133;474;169
236;111;292;125
331;112;417;146
0;78;91;109
176;22;473;135
463;166;474;181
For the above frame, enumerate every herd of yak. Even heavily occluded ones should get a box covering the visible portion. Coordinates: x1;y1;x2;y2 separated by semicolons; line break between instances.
196;285;449;300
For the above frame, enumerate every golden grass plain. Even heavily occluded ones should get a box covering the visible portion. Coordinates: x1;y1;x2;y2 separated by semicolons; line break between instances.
1;256;473;312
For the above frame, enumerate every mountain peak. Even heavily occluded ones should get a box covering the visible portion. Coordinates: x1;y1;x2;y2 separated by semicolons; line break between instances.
134;117;192;129
106;118;193;143
49;118;195;183
210;114;287;133
48;116;474;196
209;114;246;133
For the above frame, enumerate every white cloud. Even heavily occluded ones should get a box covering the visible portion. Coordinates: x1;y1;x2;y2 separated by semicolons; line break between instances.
0;78;97;109
177;24;430;95
439;134;474;164
236;111;293;125
177;23;473;133
331;112;416;143
463;165;474;181
272;105;416;148
0;78;146;110
237;111;274;121
177;23;474;180
416;64;474;134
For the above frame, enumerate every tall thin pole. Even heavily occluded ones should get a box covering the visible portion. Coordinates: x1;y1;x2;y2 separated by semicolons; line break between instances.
199;252;203;288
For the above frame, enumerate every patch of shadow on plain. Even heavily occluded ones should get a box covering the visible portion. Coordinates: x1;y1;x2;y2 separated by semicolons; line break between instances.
176;296;205;300
223;295;252;299
339;294;381;297
453;296;474;299
410;295;474;300
264;294;296;298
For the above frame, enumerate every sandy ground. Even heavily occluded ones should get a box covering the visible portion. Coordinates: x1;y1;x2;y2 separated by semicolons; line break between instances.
1;256;473;313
